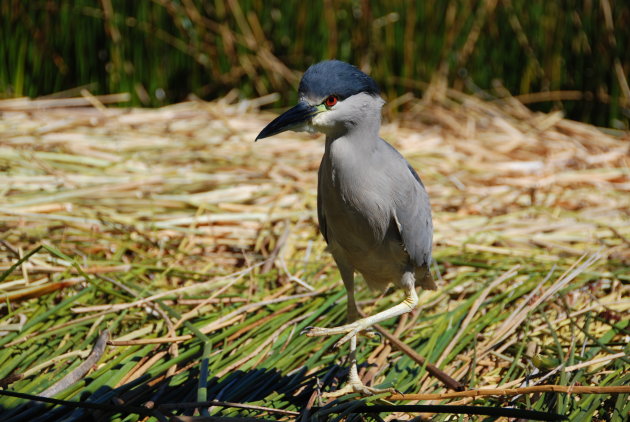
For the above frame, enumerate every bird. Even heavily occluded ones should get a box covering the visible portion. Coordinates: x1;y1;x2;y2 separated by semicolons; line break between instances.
255;60;435;396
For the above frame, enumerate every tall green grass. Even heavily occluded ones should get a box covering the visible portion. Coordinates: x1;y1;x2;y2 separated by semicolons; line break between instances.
1;0;628;127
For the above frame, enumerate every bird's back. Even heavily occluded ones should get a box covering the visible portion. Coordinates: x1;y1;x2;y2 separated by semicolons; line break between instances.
318;136;435;291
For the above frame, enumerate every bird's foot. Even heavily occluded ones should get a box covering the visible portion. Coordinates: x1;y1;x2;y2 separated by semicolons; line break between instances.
301;325;339;337
322;381;397;399
302;323;367;348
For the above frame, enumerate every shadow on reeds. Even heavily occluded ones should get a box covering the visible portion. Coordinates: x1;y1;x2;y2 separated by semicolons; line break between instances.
0;362;355;421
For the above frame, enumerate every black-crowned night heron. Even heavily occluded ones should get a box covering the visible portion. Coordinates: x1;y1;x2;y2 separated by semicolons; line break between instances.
256;60;435;396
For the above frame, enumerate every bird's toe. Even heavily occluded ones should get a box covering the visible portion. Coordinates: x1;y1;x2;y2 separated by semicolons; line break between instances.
322;382;396;399
301;326;333;337
360;329;381;342
333;329;361;349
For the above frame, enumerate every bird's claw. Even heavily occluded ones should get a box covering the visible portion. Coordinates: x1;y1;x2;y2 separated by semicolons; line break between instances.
361;329;381;341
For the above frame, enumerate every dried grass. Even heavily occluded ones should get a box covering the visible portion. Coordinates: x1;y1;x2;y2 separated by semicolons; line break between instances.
0;91;628;421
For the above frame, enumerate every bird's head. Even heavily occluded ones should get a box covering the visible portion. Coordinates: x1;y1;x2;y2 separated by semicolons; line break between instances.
255;60;383;141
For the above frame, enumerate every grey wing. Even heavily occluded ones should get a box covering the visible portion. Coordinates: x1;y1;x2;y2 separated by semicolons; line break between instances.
393;163;433;269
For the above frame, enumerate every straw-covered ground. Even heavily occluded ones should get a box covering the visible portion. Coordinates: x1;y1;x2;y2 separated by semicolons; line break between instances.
0;90;628;421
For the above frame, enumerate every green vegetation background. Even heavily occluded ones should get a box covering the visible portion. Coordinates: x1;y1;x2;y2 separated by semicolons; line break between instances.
1;0;629;128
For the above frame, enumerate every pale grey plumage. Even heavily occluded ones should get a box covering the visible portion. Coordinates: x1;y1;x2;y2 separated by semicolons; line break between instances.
255;60;435;396
318;127;434;292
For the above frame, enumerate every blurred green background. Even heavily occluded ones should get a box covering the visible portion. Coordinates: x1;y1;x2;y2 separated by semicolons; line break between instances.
1;0;628;128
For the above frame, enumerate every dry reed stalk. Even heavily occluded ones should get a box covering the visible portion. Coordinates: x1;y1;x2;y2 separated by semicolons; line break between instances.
388;384;630;401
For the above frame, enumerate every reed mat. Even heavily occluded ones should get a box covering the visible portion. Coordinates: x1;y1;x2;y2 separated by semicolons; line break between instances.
0;91;628;421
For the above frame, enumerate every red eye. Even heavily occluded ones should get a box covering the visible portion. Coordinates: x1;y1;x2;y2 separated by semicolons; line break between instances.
324;95;338;107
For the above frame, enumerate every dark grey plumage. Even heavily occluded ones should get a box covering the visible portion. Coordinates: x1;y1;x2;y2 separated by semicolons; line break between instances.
299;60;380;100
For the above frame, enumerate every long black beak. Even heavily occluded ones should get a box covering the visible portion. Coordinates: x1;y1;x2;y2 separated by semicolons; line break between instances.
255;101;318;141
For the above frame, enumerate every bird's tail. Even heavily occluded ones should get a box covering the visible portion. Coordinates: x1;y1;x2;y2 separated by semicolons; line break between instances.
416;268;437;290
